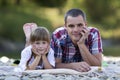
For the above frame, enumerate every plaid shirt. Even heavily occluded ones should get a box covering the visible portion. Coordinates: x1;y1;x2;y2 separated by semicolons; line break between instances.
51;27;103;63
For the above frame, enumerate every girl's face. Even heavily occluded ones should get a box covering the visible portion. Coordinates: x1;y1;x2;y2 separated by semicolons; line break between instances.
32;40;49;53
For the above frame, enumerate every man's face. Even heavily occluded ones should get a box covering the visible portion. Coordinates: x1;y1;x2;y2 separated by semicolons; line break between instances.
65;15;87;44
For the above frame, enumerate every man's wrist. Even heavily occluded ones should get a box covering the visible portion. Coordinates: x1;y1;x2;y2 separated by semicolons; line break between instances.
78;43;85;48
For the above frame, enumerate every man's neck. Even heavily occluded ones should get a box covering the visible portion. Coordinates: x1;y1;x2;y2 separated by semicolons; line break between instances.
72;40;78;46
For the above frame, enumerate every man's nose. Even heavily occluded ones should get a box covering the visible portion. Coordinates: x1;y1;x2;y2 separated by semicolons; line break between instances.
74;26;79;31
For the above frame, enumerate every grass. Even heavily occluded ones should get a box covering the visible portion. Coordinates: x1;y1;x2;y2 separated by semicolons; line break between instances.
0;6;53;41
100;28;120;39
103;46;120;57
0;51;21;59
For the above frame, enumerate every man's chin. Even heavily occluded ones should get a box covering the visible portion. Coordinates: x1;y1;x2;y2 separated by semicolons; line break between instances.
74;38;80;42
71;37;80;43
72;39;79;44
75;40;79;42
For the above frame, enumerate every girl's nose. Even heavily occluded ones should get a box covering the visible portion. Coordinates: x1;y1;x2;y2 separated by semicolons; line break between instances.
39;45;43;48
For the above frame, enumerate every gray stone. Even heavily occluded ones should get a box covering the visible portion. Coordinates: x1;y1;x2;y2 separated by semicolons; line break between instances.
5;76;20;80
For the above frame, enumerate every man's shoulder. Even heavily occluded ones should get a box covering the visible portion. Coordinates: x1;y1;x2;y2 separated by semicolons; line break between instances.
88;27;100;33
52;27;68;40
88;27;101;39
53;27;66;34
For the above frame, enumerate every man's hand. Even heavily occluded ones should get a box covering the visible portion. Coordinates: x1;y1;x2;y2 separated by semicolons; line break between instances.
77;27;89;45
71;62;91;72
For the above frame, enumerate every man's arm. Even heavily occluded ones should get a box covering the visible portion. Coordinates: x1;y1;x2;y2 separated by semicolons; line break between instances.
55;58;91;72
78;44;102;66
77;27;102;66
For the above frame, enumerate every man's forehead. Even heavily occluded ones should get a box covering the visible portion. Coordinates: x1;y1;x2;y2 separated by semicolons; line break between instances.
66;16;85;24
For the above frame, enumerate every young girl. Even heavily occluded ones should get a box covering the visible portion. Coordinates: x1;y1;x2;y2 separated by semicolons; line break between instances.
16;27;55;71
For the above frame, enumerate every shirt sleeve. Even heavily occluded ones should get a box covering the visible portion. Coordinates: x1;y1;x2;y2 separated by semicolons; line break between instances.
91;29;103;54
47;48;55;67
18;46;32;71
50;33;62;59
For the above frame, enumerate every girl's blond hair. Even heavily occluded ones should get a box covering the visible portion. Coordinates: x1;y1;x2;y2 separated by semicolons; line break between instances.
30;27;50;44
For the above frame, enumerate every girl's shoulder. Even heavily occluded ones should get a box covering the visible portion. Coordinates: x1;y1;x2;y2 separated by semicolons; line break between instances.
23;45;32;50
47;47;54;56
21;45;32;54
49;47;54;53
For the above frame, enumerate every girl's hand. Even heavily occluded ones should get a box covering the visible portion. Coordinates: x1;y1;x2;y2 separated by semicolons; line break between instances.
32;44;50;56
39;46;50;55
43;46;50;55
32;45;41;56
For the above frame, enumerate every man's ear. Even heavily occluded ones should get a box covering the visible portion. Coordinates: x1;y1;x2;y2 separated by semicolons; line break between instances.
85;22;87;26
64;23;67;29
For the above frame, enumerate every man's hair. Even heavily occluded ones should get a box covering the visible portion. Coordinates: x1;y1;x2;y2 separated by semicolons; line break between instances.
64;8;86;23
30;27;50;44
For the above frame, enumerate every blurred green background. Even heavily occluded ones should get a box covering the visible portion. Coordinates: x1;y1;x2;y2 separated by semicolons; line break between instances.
0;0;120;59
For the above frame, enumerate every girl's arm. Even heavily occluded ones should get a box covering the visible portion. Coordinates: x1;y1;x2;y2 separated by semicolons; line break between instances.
26;45;42;70
18;46;32;71
42;55;53;69
26;55;41;70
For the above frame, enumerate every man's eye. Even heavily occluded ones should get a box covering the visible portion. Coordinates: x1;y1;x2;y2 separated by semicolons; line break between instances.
77;23;83;27
68;24;74;28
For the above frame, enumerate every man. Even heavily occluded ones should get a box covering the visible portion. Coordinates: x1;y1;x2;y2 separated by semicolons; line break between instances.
51;8;103;72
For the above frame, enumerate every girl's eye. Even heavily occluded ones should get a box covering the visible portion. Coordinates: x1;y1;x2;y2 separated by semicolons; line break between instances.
42;42;46;44
36;42;40;44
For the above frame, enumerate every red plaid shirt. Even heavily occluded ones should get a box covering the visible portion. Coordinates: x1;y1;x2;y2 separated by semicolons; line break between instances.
51;27;103;63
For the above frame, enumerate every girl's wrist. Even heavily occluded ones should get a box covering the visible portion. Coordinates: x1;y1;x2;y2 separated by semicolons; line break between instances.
42;55;47;60
42;54;46;57
35;55;41;58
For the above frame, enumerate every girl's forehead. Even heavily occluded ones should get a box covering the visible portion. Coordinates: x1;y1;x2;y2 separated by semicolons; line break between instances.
34;40;48;42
